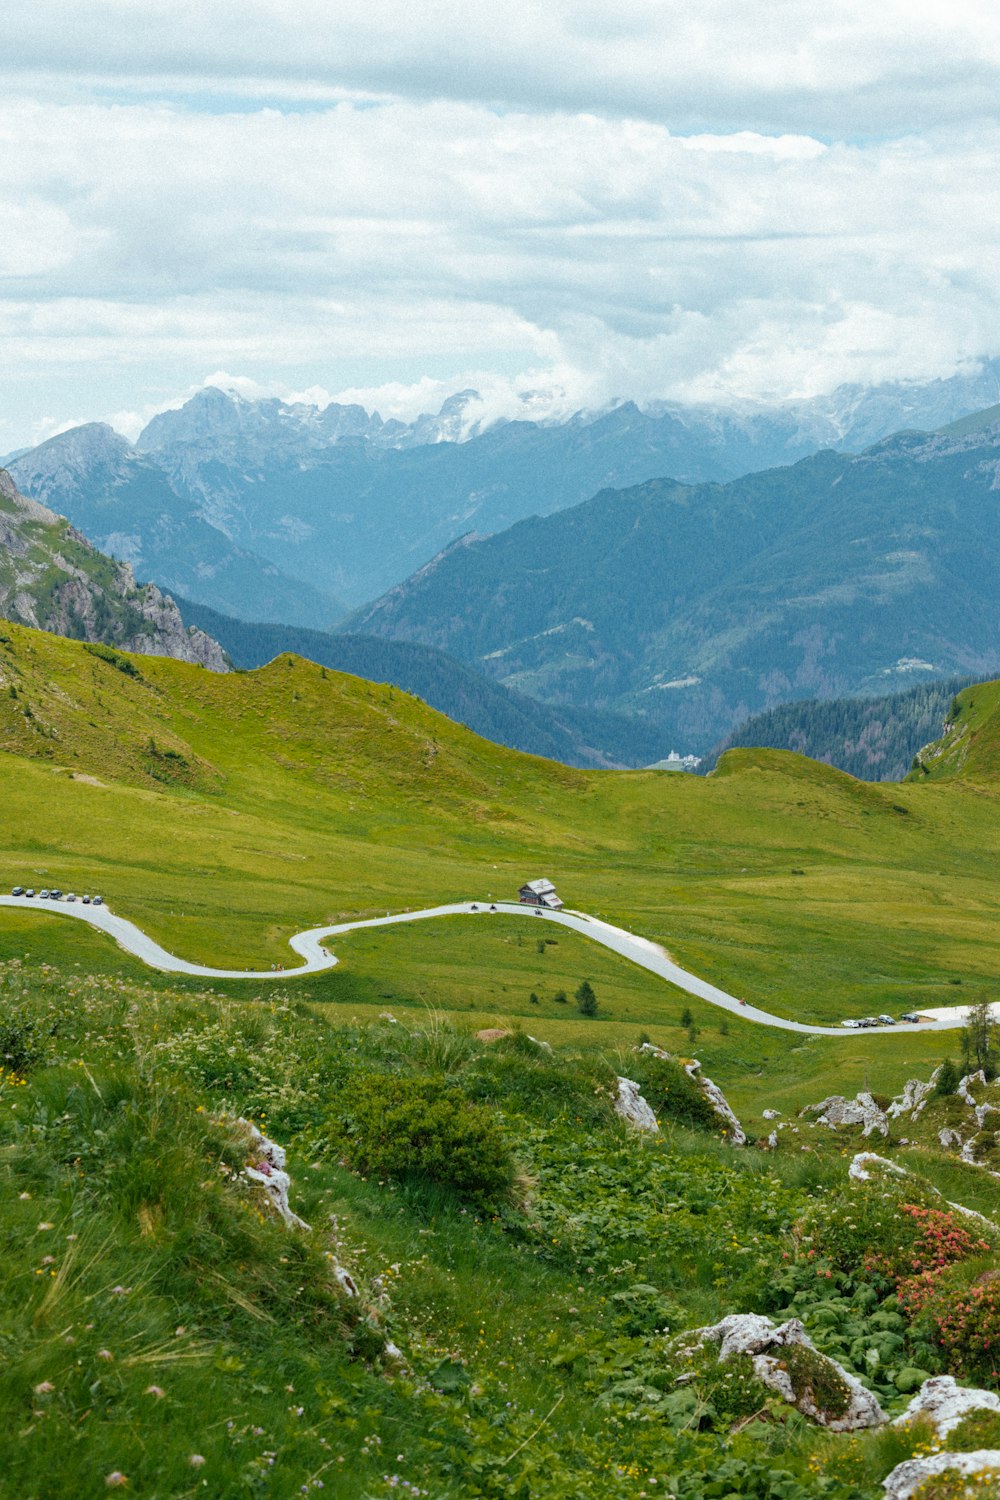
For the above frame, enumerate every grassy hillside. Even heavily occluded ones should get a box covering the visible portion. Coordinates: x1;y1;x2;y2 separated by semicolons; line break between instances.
175;599;668;769
3;621;1000;1031
6;621;1000;1496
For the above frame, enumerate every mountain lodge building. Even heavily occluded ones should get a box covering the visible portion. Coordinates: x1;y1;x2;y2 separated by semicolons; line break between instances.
518;878;564;910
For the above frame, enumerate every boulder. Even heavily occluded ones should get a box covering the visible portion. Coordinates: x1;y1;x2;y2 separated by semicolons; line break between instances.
614;1077;659;1133
893;1374;1000;1437
882;1450;1000;1500
802;1092;888;1138
762;1108;782;1120
699;1314;886;1432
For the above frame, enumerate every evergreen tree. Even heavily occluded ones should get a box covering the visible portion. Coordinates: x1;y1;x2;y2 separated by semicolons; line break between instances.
575;980;598;1017
934;1057;960;1096
960;999;998;1080
680;1006;693;1029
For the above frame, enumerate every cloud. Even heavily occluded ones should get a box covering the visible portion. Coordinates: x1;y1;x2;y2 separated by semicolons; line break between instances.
4;1;1000;136
3;10;1000;446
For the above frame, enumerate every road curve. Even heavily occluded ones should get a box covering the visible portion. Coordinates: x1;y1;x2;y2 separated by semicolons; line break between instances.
0;895;963;1035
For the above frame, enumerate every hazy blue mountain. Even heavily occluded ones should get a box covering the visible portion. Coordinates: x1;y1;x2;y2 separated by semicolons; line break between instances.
345;413;1000;753
705;676;979;782
10;360;1000;623
131;361;1000;607
7;424;342;628
175;598;668;769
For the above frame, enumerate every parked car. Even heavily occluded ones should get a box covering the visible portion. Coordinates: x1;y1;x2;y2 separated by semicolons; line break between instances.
39;890;50;899
840;1018;861;1029
49;889;62;900
66;893;76;902
25;889;35;898
878;1014;896;1025
900;1011;921;1023
82;895;91;903
10;886;23;896
92;895;103;906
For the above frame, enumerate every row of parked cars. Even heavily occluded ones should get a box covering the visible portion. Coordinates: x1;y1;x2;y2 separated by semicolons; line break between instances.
840;1011;922;1028
10;887;103;905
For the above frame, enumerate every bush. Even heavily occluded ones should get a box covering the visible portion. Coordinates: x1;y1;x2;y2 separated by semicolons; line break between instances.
935;1058;960;1096
628;1053;718;1132
334;1073;517;1207
0;1008;47;1074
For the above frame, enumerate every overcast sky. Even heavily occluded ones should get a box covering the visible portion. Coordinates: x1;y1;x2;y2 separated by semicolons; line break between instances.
3;1;1000;447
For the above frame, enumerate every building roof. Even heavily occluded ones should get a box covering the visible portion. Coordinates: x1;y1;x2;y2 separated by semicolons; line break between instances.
521;878;557;895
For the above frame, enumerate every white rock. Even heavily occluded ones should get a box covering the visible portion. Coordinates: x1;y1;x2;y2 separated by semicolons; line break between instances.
239;1119;311;1231
684;1060;747;1146
699;1313;886;1432
939;1127;964;1149
802;1093;888;1138
849;1152;907;1183
893;1375;1000;1437
882;1450;1000;1499
615;1077;659;1133
767;1130;779;1149
887;1078;935;1120
762;1108;782;1120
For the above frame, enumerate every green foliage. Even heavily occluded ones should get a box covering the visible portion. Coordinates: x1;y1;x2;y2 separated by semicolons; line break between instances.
575;979;598;1017
82;641;142;678
0;1004;47;1073
332;1072;517;1207
961;998;998;1080
935;1058;960;1096
628;1051;719;1132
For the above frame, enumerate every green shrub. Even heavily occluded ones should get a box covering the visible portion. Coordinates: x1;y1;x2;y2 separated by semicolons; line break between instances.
629;1052;718;1132
575;980;598;1017
935;1058;960;1096
333;1073;516;1207
0;1007;47;1074
83;641;141;678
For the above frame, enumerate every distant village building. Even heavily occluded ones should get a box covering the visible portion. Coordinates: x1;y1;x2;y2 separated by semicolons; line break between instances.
518;878;564;910
648;750;702;773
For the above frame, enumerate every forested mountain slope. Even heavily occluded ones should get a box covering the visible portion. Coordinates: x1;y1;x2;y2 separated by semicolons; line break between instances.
348;416;1000;752
708;677;978;781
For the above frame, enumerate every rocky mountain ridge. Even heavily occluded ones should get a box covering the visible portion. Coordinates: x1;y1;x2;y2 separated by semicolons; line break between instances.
0;468;227;670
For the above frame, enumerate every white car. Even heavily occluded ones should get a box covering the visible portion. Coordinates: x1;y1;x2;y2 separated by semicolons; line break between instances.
840;1018;861;1029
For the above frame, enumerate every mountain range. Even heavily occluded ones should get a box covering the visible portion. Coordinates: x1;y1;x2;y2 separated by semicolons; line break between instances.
8;359;1000;622
0;467;225;670
347;408;1000;752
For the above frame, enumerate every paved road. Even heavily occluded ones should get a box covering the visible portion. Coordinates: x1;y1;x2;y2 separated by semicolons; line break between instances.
0;894;965;1035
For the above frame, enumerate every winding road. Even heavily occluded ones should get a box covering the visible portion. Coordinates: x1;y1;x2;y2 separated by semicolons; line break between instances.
0;894;968;1036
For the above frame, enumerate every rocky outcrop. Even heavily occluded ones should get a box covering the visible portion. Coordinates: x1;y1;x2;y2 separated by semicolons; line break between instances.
699;1313;886;1431
614;1077;658;1133
801;1092;888;1138
893;1375;1000;1437
882;1450;1000;1499
238;1119;311;1231
887;1077;936;1120
0;467;227;671
639;1044;746;1145
848;1152;907;1183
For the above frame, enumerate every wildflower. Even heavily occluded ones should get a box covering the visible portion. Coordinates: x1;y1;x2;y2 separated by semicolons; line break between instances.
105;1473;128;1488
97;1349;114;1361
188;1455;206;1468
144;1386;165;1399
33;1381;55;1395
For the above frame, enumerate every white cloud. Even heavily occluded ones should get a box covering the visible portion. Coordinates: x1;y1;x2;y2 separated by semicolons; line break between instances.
2;8;1000;444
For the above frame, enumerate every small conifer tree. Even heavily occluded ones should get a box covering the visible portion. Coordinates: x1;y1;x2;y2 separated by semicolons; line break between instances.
934;1057;959;1096
575;980;598;1017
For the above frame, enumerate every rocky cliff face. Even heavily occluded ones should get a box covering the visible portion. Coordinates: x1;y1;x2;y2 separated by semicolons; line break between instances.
0;468;227;671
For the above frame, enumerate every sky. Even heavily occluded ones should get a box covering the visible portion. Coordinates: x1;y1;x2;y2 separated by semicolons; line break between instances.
3;1;1000;448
